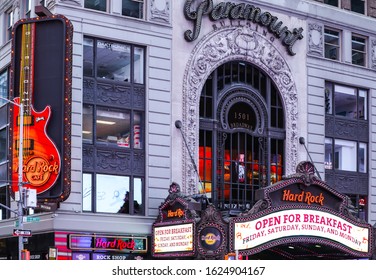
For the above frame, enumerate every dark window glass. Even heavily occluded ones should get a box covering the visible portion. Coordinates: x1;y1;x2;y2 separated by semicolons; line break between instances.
0;129;6;163
351;0;365;14
84;0;107;12
122;0;144;19
324;0;338;7
0;70;8;107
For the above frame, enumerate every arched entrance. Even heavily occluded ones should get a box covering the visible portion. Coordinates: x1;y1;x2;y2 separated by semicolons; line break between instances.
199;62;285;212
182;26;298;199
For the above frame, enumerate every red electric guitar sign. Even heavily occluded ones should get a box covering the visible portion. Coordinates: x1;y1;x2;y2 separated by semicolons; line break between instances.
11;22;61;194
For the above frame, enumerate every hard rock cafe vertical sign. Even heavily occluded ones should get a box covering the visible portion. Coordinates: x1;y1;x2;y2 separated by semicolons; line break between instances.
9;15;73;202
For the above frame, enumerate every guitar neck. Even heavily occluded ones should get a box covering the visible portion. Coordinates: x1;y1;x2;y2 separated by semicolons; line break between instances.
19;22;35;116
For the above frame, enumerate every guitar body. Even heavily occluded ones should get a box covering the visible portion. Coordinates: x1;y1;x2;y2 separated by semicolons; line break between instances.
12;97;61;194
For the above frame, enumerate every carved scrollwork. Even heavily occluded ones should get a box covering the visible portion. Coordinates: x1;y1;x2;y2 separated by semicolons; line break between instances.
182;26;298;194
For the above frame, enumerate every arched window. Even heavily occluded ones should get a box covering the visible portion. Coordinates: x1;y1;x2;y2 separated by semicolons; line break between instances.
199;61;285;213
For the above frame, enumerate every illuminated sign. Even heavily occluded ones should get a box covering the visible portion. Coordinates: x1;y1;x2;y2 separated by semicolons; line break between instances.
282;189;324;206
234;209;370;253
68;234;147;253
153;223;194;253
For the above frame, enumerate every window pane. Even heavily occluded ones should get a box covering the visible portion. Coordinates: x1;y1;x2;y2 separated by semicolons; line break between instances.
83;105;93;143
134;47;144;84
358;89;367;120
96;107;131;147
324;0;338;7
83;38;94;77
0;71;8;107
83;173;93;211
0;129;6;163
133;112;142;149
96;174;129;213
85;0;106;12
122;0;144;19
133;177;143;214
97;40;131;81
324;29;340;60
351;0;365;14
334;139;356;171
325;138;333;170
334;84;356;118
359;143;367;173
325;82;333;114
352;35;366;66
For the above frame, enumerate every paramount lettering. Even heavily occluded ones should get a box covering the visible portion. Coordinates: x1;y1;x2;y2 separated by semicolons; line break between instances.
184;0;304;55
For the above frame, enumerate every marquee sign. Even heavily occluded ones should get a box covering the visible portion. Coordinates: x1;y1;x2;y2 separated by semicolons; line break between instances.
233;208;370;253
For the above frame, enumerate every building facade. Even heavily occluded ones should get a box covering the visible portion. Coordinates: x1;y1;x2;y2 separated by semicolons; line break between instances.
0;0;375;259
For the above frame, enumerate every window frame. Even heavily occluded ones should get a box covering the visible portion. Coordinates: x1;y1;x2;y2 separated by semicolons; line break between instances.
351;34;367;67
82;36;146;216
324;28;341;61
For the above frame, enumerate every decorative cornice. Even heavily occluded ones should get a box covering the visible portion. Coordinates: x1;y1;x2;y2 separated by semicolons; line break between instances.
182;25;298;195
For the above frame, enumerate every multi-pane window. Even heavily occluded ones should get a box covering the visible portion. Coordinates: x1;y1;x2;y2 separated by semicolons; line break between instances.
84;0;107;12
0;70;8;107
122;0;144;19
6;9;14;42
324;28;340;60
325;82;367;120
352;34;366;66
325;138;367;172
82;37;145;215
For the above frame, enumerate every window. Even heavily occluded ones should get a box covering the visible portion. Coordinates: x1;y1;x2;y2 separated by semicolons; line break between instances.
84;38;145;84
26;0;32;18
324;28;340;60
82;37;146;215
122;0;144;19
0;128;6;163
0;70;8;107
324;0;339;7
351;0;365;14
352;34;366;66
83;173;143;214
84;0;107;12
325;82;367;120
6;9;14;42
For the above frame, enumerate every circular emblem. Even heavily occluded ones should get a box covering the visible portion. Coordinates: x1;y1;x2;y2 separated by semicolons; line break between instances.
24;156;52;187
199;227;222;251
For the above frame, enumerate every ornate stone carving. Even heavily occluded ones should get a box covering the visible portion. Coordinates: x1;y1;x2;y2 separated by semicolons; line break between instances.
182;26;298;195
371;38;376;70
307;22;323;57
150;0;170;23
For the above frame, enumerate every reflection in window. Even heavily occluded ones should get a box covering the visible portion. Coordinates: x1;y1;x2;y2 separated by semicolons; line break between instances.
325;82;367;120
83;105;93;144
324;28;340;60
83;173;92;211
122;0;144;19
0;70;8;107
334;139;356;172
324;138;333;170
6;9;14;42
352;35;366;66
134;47;144;84
84;0;107;12
359;143;367;173
83;38;94;77
96;174;129;213
97;40;131;81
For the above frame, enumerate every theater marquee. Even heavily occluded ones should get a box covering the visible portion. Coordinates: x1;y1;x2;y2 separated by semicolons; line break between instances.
233;208;370;253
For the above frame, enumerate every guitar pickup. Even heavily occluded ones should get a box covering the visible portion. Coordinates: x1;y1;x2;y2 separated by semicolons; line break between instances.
15;139;34;151
17;115;34;126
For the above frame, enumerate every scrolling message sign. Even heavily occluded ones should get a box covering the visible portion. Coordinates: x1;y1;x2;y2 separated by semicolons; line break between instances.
233;209;370;253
